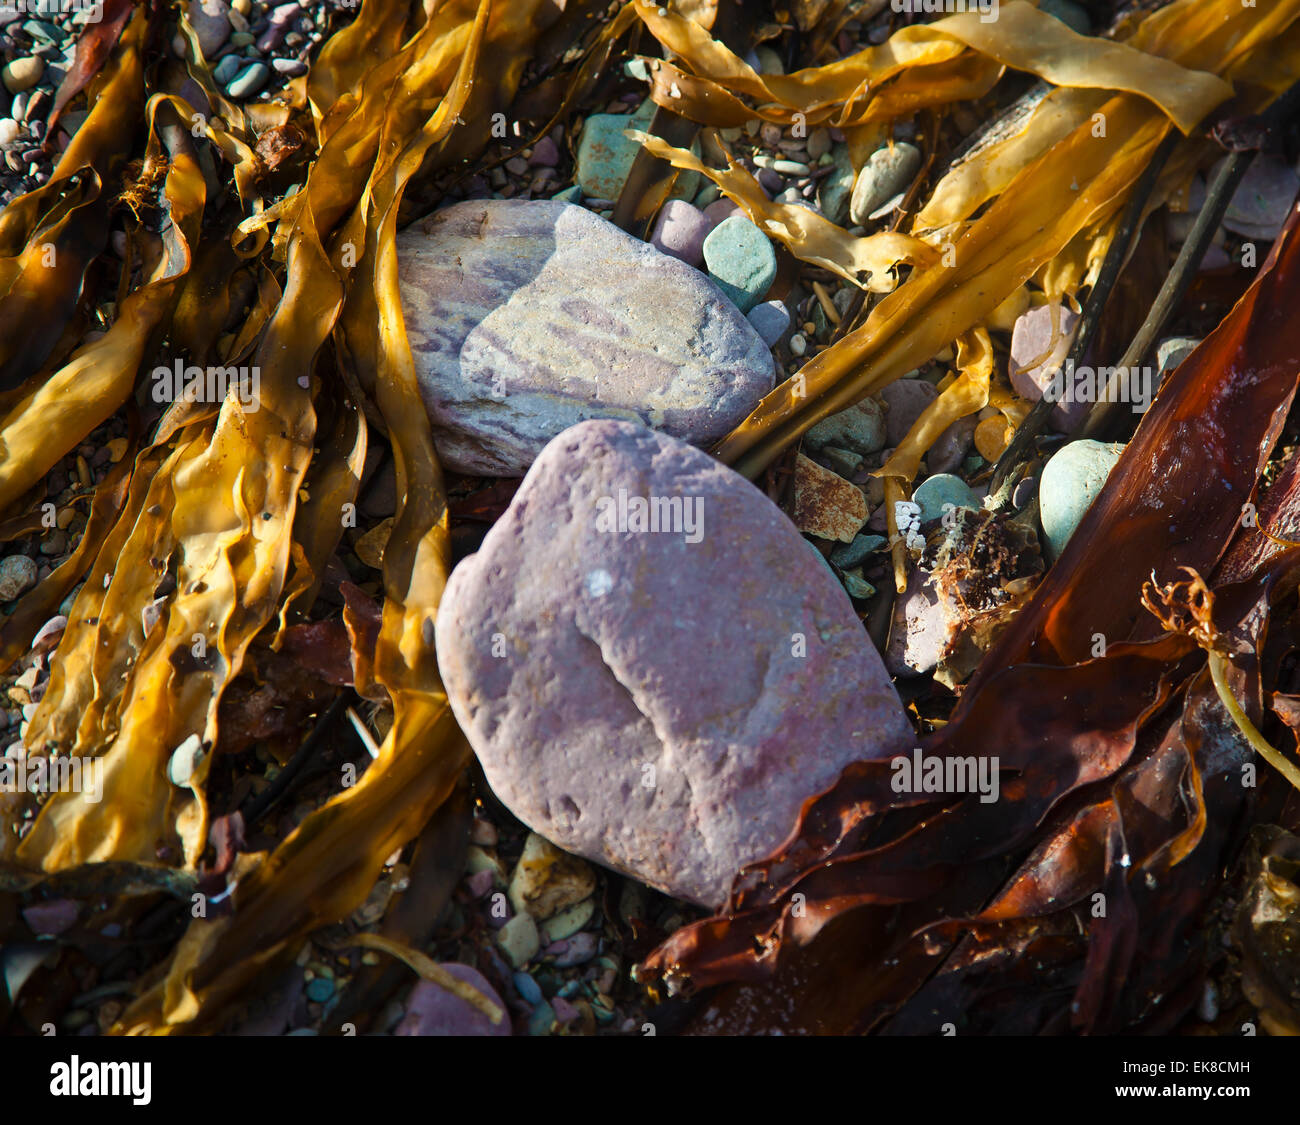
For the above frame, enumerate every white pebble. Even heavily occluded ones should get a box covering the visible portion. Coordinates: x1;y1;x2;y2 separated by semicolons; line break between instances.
789;333;807;356
0;118;18;147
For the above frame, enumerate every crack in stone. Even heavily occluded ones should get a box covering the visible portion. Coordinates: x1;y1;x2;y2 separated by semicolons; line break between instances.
571;619;713;891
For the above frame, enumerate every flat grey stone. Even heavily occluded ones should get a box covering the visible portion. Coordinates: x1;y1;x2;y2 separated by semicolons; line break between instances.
397;201;775;476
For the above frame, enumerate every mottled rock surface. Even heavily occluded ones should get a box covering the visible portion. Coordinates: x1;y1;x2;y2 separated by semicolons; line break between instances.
397;200;775;476
436;421;911;907
394;964;511;1036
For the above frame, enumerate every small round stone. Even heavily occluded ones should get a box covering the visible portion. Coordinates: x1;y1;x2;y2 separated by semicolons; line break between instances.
912;473;981;524
1039;440;1125;560
0;554;37;601
2;57;44;95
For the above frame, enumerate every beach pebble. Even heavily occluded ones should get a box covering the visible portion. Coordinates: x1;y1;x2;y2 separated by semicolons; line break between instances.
804;399;887;457
496;912;541;968
540;896;595;942
703;197;741;228
816;145;855;226
879;377;938;446
435;420;911;907
1011;474;1038;510
886;564;963;677
553;932;599;968
21;899;78;937
649;198;712;265
397;200;774;476
1;57;43;95
212;53;243;86
831;532;885;568
529;135;559;167
186;0;232;57
1039;0;1091;34
508;833;597;920
849;142;921;226
702;214;778;313
1221;153;1300;240
912;473;981;525
1156;336;1199;378
793;453;868;542
0;554;37;601
747;299;791;346
226;61;269;100
1009;302;1086;432
927;414;978;474
575;101;697;201
1039;439;1124;560
394;964;510;1036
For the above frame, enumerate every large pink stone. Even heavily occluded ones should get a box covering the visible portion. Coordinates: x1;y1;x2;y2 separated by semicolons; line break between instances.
435;420;911;908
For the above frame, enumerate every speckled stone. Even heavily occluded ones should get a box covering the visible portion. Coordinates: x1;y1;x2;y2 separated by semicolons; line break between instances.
435;420;911;908
0;554;37;602
397;200;774;476
575;101;698;202
804;399;887;456
702;214;778;313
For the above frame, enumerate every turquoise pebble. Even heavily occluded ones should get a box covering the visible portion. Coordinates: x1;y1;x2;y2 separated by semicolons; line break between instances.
513;971;543;1006
912;474;981;525
1040;0;1091;34
702;215;777;314
1039;440;1124;560
213;55;243;86
575;101;697;203
226;61;269;100
305;977;335;1003
830;533;887;569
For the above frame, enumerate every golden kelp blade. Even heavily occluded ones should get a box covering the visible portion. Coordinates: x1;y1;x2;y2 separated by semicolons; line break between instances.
632;0;1230;132
114;0;578;1035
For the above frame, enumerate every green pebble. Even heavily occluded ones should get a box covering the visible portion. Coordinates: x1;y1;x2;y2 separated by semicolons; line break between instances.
1039;440;1124;560
912;473;981;525
702;215;777;314
830;533;887;569
576;101;697;203
841;570;876;600
305;977;335;1003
